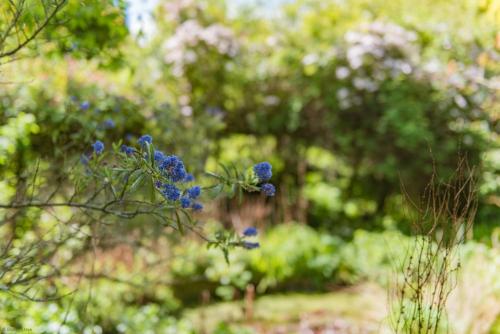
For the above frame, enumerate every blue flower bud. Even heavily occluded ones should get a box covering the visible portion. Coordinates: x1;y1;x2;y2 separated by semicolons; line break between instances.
187;186;201;199
162;184;181;201
261;183;276;197
243;227;258;237
242;241;260;250
103;119;115;129
253;162;272;182
180;196;191;208
92;140;104;155
80;101;90;110
191;202;203;212
138;134;153;146
184;173;195;182
120;145;134;155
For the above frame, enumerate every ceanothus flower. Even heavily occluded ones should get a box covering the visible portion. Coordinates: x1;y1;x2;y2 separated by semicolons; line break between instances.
138;134;153;147
162;184;181;201
184;173;195;182
253;162;272;182
154;150;165;162
243;227;258;237
160;155;187;182
191;202;203;212
120;145;134;155
180;196;191;208
242;241;260;249
261;183;276;197
187;186;201;199
103;119;115;129
80;101;90;110
92;140;104;155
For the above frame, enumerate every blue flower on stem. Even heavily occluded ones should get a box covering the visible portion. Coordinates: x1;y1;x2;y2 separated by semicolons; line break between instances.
242;241;260;250
180;196;191;208
253;162;272;182
184;173;195;182
154;150;165;162
191;202;203;212
187;186;201;199
162;184;181;201
103;119;115;129
160;155;187;182
261;183;276;197
120;145;134;155
138;134;153;147
243;227;258;237
92;140;104;155
80;101;90;110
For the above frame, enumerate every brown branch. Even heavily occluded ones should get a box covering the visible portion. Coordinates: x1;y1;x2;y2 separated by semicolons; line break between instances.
0;0;67;59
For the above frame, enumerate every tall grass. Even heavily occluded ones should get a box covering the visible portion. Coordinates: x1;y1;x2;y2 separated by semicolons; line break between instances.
391;157;478;333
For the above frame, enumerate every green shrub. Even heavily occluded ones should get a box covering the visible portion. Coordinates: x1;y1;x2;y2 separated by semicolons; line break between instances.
249;224;343;292
338;229;410;285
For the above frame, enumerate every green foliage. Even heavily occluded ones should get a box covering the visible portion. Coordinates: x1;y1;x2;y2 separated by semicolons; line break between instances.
2;226;497;332
337;230;408;285
0;0;499;331
248;224;342;292
169;224;411;302
45;0;128;62
0;282;193;333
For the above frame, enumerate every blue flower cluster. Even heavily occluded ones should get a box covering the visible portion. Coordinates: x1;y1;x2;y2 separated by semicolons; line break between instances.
243;227;258;236
154;150;164;162
138;134;153;147
192;202;203;212
253;162;272;181
159;155;187;182
134;135;204;212
120;145;135;155
187;186;201;199
80;101;90;111
93;140;104;155
162;184;181;201
242;226;259;249
253;162;276;197
243;241;260;249
260;183;276;196
180;197;191;208
103;119;116;129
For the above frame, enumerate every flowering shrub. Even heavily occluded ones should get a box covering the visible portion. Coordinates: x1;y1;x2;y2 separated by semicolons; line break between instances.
294;20;495;230
163;19;238;77
331;21;492;114
82;134;275;257
333;22;420;106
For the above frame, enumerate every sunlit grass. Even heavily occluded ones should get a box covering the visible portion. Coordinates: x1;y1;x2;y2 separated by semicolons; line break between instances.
184;283;390;333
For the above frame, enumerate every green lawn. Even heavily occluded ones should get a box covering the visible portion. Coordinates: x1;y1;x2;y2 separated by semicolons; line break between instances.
184;283;391;333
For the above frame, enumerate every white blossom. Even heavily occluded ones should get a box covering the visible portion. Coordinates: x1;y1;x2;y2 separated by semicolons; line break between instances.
163;20;238;75
335;66;350;79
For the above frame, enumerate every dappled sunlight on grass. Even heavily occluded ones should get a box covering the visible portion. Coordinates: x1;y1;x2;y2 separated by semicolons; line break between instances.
185;283;390;333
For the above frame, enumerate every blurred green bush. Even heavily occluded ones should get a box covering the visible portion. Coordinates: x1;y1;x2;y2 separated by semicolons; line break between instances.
2;224;497;333
168;223;498;303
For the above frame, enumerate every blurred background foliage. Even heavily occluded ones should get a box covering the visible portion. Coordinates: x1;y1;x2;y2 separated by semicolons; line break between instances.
0;0;499;332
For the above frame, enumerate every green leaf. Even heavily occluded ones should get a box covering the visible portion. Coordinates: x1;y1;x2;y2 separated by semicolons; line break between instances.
129;172;145;193
219;163;231;179
148;178;156;202
148;142;155;166
175;210;184;235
